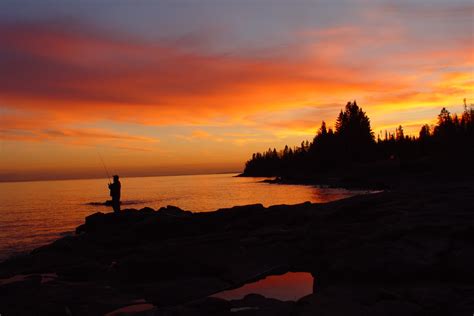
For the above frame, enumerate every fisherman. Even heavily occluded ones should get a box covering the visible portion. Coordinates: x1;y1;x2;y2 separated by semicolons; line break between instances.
108;175;121;213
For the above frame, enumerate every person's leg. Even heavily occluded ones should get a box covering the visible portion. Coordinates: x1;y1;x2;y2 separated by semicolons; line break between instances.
113;199;120;213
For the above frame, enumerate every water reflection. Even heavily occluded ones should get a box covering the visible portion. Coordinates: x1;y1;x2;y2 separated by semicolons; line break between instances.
0;173;365;260
212;272;313;301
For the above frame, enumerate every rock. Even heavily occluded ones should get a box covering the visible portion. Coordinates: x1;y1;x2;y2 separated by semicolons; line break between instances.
139;207;156;213
158;205;192;217
230;294;294;316
185;297;231;314
367;300;422;316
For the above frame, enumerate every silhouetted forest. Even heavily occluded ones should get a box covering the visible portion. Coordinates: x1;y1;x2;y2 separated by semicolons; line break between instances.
242;101;474;180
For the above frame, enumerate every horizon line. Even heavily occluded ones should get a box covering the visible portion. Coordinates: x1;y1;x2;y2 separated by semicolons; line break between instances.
0;170;243;184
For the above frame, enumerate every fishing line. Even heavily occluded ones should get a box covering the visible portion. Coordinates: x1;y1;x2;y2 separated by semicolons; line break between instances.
97;151;111;184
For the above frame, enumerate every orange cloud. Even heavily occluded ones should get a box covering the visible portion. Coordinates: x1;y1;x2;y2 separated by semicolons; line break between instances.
0;20;428;129
0;117;158;151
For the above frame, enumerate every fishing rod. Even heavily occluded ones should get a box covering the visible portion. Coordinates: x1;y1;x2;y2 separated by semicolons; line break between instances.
97;151;111;184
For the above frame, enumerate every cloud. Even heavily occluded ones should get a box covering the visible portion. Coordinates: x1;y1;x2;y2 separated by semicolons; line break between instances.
191;130;212;139
0;20;424;125
0;119;158;152
379;2;474;19
1;13;472;142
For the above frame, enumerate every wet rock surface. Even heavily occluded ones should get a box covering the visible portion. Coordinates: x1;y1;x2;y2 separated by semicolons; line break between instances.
1;181;473;315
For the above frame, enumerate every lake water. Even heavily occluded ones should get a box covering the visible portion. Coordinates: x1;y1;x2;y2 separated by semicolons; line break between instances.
0;173;365;261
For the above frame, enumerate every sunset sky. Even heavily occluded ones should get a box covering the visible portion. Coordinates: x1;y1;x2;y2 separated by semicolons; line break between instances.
1;0;473;181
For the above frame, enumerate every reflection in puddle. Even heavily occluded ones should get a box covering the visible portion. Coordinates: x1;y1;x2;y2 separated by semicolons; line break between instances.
213;272;313;301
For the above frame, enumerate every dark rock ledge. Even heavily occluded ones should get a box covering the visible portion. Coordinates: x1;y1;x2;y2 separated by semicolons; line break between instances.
1;182;473;315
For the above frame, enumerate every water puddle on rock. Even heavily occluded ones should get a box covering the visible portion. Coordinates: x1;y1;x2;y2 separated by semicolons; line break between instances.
213;272;314;301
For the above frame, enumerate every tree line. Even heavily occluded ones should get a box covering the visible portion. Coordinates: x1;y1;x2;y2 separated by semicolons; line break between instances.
242;101;474;177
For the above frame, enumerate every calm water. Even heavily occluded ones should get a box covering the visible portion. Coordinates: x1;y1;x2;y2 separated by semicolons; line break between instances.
0;173;364;261
107;272;313;315
213;272;314;301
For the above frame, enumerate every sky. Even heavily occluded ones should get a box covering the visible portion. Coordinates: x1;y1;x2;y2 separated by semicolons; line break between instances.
0;0;473;181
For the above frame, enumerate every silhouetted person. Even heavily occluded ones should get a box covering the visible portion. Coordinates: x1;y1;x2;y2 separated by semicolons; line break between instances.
108;175;121;213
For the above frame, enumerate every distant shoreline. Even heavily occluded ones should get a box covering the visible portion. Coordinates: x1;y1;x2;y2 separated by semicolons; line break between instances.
0;171;242;184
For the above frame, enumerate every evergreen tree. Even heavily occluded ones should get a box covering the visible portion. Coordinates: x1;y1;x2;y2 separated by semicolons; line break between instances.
335;101;375;162
396;125;404;141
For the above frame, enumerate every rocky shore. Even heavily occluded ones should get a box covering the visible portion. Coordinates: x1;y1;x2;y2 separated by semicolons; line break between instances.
1;179;473;315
